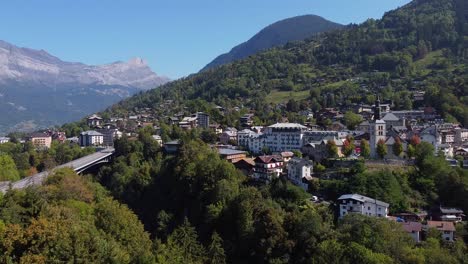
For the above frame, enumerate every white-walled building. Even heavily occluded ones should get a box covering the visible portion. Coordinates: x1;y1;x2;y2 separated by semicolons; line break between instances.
79;131;104;147
0;137;10;144
425;221;455;242
338;194;389;218
287;158;313;190
253;155;284;182
263;123;307;152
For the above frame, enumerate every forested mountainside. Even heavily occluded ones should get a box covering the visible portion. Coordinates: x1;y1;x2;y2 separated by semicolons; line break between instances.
201;15;343;71
107;0;468;127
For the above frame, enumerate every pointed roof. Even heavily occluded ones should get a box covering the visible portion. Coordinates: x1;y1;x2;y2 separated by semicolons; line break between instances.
382;113;400;121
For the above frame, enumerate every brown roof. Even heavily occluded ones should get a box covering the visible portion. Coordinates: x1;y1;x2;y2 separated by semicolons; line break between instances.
426;221;455;232
401;222;422;233
255;155;283;164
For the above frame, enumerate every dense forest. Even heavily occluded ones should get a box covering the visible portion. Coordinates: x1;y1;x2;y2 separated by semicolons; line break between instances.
105;0;467;127
0;139;95;181
1;127;466;263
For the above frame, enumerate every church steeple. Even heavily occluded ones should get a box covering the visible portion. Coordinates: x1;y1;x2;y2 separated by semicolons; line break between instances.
374;96;381;121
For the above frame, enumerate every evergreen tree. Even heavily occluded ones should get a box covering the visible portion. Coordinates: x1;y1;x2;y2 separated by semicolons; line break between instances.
207;232;226;264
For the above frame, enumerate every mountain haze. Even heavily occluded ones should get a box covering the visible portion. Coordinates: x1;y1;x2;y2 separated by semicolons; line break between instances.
201;15;343;71
0;40;170;134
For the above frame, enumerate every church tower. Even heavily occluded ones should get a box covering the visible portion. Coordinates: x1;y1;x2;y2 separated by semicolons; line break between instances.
370;96;386;158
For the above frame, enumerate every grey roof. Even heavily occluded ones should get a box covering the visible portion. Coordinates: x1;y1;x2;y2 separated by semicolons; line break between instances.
338;193;389;207
80;130;103;136
440;207;463;214
382;113;400;121
268;123;307;129
218;148;246;156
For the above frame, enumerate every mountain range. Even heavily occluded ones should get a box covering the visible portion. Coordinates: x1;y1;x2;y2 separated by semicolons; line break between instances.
201;15;343;71
0;40;169;134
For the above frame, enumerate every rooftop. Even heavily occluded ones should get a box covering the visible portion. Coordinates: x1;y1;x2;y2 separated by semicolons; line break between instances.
218;148;247;156
401;222;422;233
426;221;455;232
338;193;390;207
80;130;103;136
268;123;307;129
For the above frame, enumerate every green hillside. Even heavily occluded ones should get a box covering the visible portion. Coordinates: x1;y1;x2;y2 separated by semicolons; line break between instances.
106;0;468;127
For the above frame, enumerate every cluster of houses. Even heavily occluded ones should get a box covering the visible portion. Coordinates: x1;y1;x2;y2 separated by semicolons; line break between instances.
338;193;464;243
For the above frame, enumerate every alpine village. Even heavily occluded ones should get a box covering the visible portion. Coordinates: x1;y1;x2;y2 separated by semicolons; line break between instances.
0;0;468;263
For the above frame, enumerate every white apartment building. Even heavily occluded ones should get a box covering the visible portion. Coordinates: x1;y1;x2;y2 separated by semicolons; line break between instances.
338;194;389;218
263;123;307;152
287;158;313;190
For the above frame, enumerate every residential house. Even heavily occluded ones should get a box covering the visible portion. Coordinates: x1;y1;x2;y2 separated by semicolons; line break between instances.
281;151;294;163
287;157;313;190
152;135;163;146
79;131;104;147
164;140;181;154
0;137;10;144
455;128;468;145
240;114;254;127
233;158;255;176
87;114;103;127
401;222;422;243
425;221;455;242
455;148;468;159
338;194;389;218
436;207;464;222
29;132;52;149
218;148;247;163
253;155;284;182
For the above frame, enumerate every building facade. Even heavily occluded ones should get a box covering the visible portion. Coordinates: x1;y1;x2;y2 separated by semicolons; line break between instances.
253;155;284;182
79;131;104;147
29;133;52;149
287;157;313;190
338;194;389;218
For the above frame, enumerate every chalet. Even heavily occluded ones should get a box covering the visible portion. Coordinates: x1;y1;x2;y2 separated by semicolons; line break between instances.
87;114;103;127
253;155;284;182
338;194;389;218
233;158;255;176
218;148;247;163
401;222;422;243
425;221;455;242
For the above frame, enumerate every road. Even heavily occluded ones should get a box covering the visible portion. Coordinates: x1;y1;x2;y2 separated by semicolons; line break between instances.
0;148;114;193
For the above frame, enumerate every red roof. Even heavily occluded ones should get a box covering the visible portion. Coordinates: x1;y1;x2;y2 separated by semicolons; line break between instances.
401;222;422;233
426;221;455;232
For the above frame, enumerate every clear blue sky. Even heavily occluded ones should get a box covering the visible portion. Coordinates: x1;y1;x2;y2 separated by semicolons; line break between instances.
0;0;411;78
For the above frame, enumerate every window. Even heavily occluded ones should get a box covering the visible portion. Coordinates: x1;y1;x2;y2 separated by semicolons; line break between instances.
378;214;382;217
349;206;353;211
368;206;371;210
378;207;381;211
